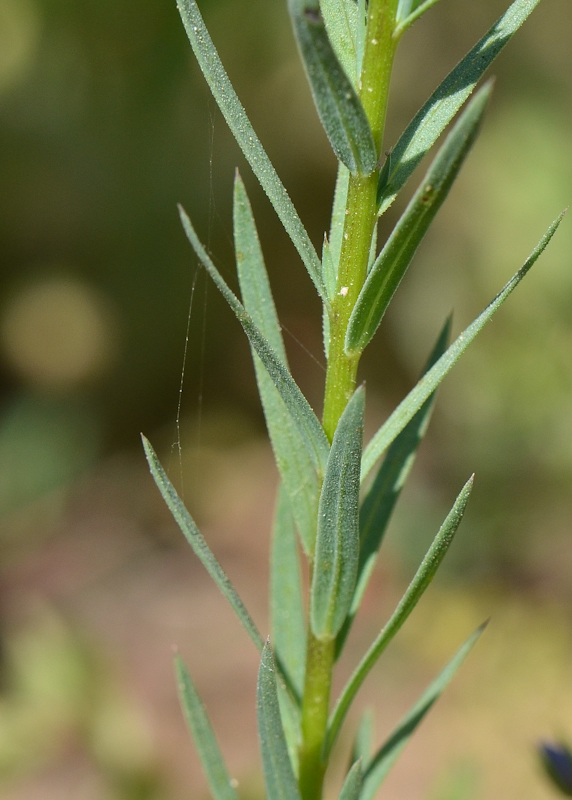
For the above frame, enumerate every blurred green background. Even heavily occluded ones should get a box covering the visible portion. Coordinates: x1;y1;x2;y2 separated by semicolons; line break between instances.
0;0;572;798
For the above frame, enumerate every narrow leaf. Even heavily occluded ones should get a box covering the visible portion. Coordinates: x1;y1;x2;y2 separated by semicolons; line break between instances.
177;0;326;300
339;759;363;800
271;486;307;702
179;205;330;479
336;317;451;655
396;0;442;35
234;174;321;555
320;0;359;85
288;0;377;175
379;0;543;214
361;212;565;482
257;641;303;800
348;83;491;355
360;624;487;800
326;476;474;754
143;436;264;650
175;656;240;800
349;709;374;770
311;386;365;639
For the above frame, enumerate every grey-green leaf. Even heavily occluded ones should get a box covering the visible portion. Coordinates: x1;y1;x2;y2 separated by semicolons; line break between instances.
336;317;451;655
395;0;442;35
271;486;307;702
234;174;321;555
347;83;491;356
320;0;359;85
339;759;363;800
349;709;374;769
179;205;330;480
326;476;474;754
257;641;303;800
143;436;264;651
177;0;326;300
360;623;487;800
361;212;565;482
379;0;543;214
311;386;365;639
175;656;240;800
288;0;377;175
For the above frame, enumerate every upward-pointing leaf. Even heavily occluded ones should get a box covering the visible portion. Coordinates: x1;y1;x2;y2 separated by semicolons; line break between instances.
379;0;543;214
142;436;264;651
319;0;359;85
338;759;363;800
179;205;330;480
175;656;240;800
361;212;565;483
257;642;303;800
395;0;442;35
347;83;491;356
234;173;321;555
288;0;377;175
311;386;365;639
360;624;487;800
177;0;326;301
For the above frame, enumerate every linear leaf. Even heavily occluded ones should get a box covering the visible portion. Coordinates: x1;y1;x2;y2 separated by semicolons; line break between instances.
349;709;374;770
143;436;264;650
234;174;321;555
379;0;543;213
179;205;330;479
271;485;307;702
288;0;377;175
175;656;239;800
361;212;565;482
257;641;303;800
395;0;442;35
336;317;451;656
326;476;474;755
360;624;487;800
320;0;359;85
311;386;365;639
347;84;491;355
177;0;326;300
339;759;363;800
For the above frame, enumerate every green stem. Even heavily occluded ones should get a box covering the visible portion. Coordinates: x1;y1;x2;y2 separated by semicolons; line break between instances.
298;633;335;800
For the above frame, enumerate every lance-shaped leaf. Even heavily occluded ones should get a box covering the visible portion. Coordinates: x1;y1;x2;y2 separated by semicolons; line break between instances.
288;0;377;175
234;174;321;555
257;641;303;800
143;436;264;650
175;656;240;800
326;476;474;754
179;205;330;480
319;0;359;85
271;486;307;703
347;84;491;356
348;709;374;770
361;212;565;482
379;0;543;213
336;318;451;655
177;0;326;301
311;386;365;639
360;623;487;800
339;759;363;800
395;0;442;36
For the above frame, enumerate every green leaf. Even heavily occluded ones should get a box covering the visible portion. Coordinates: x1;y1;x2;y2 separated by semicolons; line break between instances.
179;205;330;480
339;759;363;800
379;0;543;214
347;83;491;356
175;656;240;800
288;0;377;175
319;0;359;85
233;174;321;555
336;317;451;655
177;0;326;301
311;386;365;639
349;709;374;769
270;486;307;702
326;476;474;754
396;0;442;35
142;436;264;650
257;641;303;800
360;623;487;800
361;212;565;482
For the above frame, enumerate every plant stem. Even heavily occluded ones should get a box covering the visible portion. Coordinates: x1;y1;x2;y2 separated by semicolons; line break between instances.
322;0;399;442
298;632;335;800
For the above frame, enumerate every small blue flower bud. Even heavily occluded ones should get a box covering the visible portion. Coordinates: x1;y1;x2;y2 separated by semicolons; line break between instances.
540;742;572;796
